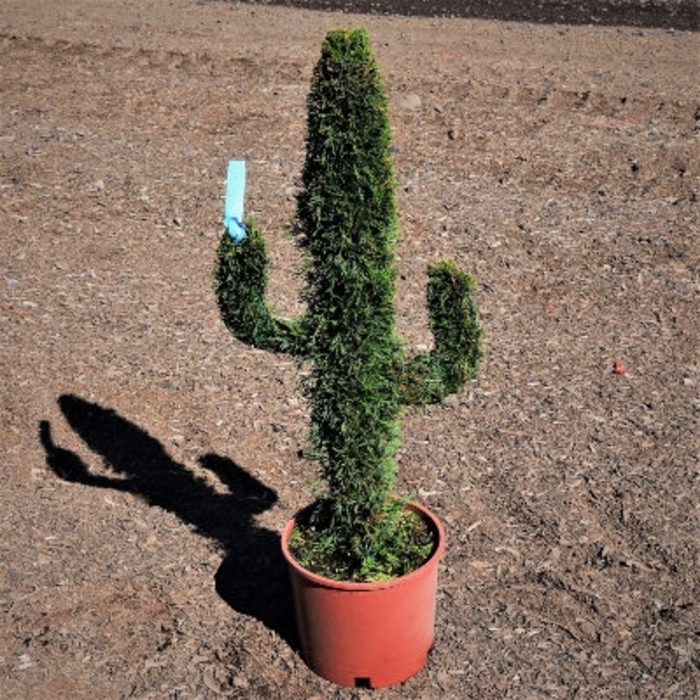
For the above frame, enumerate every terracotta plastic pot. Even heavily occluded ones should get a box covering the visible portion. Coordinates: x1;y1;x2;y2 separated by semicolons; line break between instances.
281;502;446;688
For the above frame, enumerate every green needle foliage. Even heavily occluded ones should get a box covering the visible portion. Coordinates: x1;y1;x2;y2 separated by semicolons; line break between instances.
401;260;483;405
214;28;483;582
293;28;406;580
214;219;303;355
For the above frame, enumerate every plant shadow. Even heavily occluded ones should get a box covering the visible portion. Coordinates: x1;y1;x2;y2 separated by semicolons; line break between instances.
39;393;298;649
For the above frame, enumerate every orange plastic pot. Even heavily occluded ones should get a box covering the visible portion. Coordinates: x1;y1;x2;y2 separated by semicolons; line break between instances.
281;502;446;689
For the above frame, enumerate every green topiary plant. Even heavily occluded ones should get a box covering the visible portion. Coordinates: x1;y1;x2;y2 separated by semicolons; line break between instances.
214;28;482;582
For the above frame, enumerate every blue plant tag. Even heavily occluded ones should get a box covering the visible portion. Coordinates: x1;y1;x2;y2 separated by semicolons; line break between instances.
224;160;246;243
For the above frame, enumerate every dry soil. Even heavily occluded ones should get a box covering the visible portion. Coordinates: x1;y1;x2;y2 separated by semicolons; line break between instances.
1;1;698;698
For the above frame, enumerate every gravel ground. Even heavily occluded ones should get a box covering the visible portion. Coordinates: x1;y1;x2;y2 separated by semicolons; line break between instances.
1;0;698;698
242;0;699;30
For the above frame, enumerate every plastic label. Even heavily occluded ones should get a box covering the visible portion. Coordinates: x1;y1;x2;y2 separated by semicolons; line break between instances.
224;160;246;243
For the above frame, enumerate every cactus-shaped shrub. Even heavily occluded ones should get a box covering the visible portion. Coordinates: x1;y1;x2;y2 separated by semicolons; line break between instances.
215;28;482;582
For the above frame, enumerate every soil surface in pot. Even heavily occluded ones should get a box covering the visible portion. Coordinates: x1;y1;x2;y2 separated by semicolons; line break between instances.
1;1;698;698
287;501;437;583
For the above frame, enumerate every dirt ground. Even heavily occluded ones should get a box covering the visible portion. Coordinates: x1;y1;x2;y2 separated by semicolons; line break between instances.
253;0;700;31
1;0;698;698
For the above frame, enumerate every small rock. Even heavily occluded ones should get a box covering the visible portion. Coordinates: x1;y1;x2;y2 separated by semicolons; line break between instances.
17;654;32;670
232;674;249;689
442;394;460;408
400;93;422;110
202;666;221;693
437;670;451;686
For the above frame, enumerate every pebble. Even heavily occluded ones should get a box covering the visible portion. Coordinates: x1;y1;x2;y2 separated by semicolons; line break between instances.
442;394;460;408
202;666;221;693
17;654;33;670
232;674;249;688
400;93;422;110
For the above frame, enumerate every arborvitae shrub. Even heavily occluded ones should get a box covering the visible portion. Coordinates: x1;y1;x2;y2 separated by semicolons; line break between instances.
214;28;483;581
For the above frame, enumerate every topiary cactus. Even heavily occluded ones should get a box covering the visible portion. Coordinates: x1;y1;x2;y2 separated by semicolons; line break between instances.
214;28;482;582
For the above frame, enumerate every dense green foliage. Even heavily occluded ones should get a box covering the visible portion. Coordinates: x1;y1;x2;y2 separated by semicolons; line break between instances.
401;261;483;404
294;28;406;578
289;499;435;582
214;28;483;581
214;219;303;355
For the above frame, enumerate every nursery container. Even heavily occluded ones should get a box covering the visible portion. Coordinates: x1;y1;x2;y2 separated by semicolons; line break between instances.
281;502;446;688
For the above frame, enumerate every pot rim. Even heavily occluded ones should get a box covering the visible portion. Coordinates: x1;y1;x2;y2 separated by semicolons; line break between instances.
280;501;446;591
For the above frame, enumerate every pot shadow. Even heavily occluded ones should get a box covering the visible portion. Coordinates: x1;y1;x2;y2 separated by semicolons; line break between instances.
39;393;298;649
